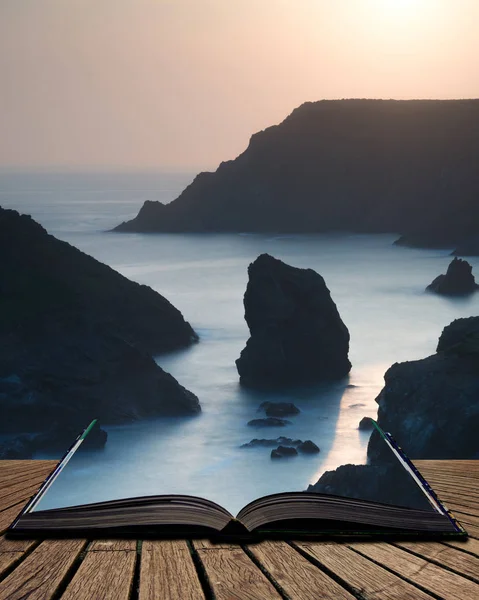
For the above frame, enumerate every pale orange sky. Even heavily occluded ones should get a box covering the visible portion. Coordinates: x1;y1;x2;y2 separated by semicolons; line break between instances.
1;0;478;171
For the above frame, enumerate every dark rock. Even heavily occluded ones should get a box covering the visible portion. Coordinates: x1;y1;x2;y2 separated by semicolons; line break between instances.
0;208;201;451
271;446;298;459
247;417;291;427
437;317;479;354
236;254;351;388
0;422;108;459
453;235;479;257
358;417;375;431
113;99;479;249
426;258;479;295
240;437;303;448
32;422;108;452
368;317;479;462
297;440;320;454
259;401;300;417
307;463;431;511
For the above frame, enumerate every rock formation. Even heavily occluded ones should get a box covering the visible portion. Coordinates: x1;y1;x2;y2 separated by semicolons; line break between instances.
368;317;479;461
358;417;375;431
308;463;431;510
297;440;320;454
309;317;479;501
114;99;479;249
259;401;300;417
426;258;479;295
236;254;351;388
271;446;298;459
0;208;200;453
240;437;304;448
247;417;291;427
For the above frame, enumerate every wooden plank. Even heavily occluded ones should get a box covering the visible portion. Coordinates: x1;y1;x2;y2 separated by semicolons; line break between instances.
461;521;479;539
396;541;479;583
351;542;479;600
0;482;43;513
453;510;479;528
193;539;281;600
0;536;38;579
60;540;136;600
0;464;53;487
248;540;355;599
0;539;86;600
0;477;46;504
431;489;479;512
416;460;479;471
0;461;56;472
0;503;25;535
295;541;434;600
139;540;206;600
444;537;479;557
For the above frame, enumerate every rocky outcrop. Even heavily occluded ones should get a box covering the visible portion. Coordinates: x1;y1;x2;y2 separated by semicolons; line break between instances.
358;417;375;431
426;258;479;295
114;99;479;248
309;317;479;502
259;401;300;417
308;463;431;510
240;437;303;448
271;446;298;459
0;208;200;451
367;317;479;462
297;440;320;454
0;423;108;459
236;254;351;388
247;417;291;427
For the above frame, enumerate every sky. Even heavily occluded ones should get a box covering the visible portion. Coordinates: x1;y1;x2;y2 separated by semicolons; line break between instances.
1;0;478;171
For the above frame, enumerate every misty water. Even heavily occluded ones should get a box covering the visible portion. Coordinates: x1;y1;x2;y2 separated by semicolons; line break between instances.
2;171;478;515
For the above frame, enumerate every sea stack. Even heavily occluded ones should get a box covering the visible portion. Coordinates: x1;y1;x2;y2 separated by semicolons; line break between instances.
236;254;351;388
426;257;479;295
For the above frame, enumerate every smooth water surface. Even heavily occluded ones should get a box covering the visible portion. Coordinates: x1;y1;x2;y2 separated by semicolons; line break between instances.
2;171;478;514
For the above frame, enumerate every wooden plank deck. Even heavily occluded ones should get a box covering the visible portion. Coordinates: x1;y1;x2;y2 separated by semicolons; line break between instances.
0;460;477;599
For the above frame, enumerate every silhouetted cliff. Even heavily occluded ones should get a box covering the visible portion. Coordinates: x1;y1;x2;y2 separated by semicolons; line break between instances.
0;208;200;449
114;99;479;247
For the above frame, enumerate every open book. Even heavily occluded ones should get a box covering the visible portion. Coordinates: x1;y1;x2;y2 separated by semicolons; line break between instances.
8;421;466;539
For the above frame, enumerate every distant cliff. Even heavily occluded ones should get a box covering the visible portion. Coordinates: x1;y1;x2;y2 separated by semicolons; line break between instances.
0;208;200;450
114;99;479;248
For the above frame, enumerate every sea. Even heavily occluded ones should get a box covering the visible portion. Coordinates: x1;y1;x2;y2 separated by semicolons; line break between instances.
1;170;478;515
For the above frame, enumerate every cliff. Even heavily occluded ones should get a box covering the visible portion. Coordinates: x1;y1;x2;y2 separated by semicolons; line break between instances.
114;99;479;248
0;208;200;446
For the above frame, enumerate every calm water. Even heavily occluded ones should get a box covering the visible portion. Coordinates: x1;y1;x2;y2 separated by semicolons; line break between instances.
2;171;478;515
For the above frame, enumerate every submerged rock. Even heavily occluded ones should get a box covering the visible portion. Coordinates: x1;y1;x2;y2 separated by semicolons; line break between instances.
236;254;351;388
247;417;292;427
297;440;320;454
240;437;303;448
426;257;479;295
271;446;298;459
259;401;300;417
